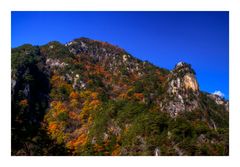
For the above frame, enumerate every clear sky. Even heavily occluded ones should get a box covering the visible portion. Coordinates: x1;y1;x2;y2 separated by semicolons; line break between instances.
11;11;229;99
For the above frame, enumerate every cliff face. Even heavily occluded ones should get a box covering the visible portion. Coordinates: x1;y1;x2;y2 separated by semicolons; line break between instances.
11;37;229;156
159;62;200;117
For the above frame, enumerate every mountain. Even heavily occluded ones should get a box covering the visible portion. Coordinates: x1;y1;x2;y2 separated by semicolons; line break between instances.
11;37;229;156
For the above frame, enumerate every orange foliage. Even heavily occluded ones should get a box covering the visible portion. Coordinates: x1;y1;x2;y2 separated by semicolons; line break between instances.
51;75;61;85
50;101;58;107
66;140;75;150
104;151;110;155
69;91;79;99
91;92;98;100
75;133;88;146
94;65;111;78
48;122;57;132
69;111;79;120
111;144;121;156
89;99;100;107
133;93;144;101
46;88;101;154
19;99;28;108
54;101;67;113
118;93;128;99
95;65;105;74
66;128;88;151
80;90;98;100
94;144;105;152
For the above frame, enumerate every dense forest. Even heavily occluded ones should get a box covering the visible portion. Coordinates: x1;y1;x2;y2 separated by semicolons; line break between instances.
11;38;229;155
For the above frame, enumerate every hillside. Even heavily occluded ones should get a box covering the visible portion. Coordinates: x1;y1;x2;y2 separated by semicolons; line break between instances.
11;37;229;156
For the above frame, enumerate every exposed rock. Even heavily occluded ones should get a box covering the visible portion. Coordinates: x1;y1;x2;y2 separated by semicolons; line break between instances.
210;119;217;131
183;73;199;91
173;144;184;156
154;147;161;156
91;137;97;144
65;73;73;82
103;132;109;142
79;80;86;89
23;84;30;97
46;58;68;68
207;93;229;111
122;54;128;62
108;122;121;136
11;79;16;94
65;41;77;46
197;134;208;143
208;93;225;105
162;62;199;117
73;76;79;89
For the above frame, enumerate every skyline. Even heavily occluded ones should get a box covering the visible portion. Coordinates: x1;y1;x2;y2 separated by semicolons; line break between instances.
11;11;229;99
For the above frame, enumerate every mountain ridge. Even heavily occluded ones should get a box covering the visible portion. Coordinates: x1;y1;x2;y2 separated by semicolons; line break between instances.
11;37;229;156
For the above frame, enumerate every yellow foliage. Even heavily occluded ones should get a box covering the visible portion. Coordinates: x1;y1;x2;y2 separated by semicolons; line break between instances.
79;109;89;121
79;90;92;99
87;116;93;124
111;144;121;156
91;92;98;99
50;101;58;107
79;90;99;101
89;100;100;108
51;75;61;85
54;101;67;113
75;133;88;146
70;99;79;108
118;93;128;99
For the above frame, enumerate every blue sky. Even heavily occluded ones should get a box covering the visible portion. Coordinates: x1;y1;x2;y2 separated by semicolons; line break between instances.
11;11;229;99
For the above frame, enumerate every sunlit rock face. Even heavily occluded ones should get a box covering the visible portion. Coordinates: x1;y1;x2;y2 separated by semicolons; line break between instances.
183;73;199;91
162;62;200;117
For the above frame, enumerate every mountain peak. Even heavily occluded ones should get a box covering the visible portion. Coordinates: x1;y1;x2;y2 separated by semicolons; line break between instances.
173;61;196;75
175;61;187;68
171;61;199;92
64;37;128;62
160;61;200;117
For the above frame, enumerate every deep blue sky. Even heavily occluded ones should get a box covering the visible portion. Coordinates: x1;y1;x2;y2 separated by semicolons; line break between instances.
11;11;229;99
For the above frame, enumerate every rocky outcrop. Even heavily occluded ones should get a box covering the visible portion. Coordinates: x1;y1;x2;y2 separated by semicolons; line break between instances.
183;73;199;91
207;93;229;112
162;62;199;117
46;58;68;68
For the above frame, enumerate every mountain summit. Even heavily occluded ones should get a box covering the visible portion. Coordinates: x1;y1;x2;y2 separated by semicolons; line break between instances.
11;37;229;156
